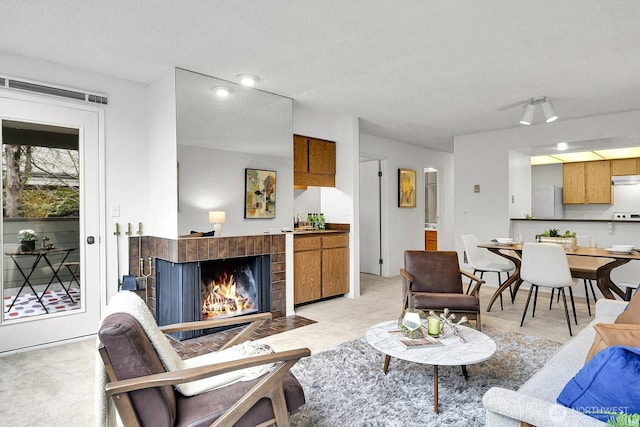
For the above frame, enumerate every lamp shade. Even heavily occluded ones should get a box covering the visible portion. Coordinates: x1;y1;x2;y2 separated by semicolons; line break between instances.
519;103;536;125
208;210;226;224
541;99;558;123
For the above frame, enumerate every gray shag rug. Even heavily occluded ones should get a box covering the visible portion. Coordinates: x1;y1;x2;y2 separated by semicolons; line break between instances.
289;325;562;427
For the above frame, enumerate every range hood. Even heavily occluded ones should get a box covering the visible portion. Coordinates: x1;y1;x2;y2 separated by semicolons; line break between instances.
612;175;640;185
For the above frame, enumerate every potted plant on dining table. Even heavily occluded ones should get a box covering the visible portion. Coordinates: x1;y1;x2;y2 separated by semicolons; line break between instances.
536;228;577;250
19;229;38;251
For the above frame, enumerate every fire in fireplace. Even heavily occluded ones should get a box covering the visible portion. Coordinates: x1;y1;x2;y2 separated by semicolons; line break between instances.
201;259;260;320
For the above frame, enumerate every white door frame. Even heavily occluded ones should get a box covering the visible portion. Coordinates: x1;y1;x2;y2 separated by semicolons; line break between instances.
0;90;106;353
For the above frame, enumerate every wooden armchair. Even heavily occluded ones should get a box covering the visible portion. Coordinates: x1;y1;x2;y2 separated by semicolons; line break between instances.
98;291;310;427
400;250;485;331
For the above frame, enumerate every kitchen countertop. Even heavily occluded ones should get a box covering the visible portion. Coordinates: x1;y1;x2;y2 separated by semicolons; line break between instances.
293;229;349;235
511;218;640;223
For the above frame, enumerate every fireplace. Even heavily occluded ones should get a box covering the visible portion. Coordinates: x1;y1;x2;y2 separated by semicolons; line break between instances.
155;255;271;340
200;256;271;320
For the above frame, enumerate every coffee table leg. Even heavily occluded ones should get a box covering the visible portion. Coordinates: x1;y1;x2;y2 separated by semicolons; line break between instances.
383;354;391;374
433;365;439;413
461;365;468;379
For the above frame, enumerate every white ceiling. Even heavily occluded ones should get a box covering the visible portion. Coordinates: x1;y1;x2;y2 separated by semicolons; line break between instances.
2;1;640;152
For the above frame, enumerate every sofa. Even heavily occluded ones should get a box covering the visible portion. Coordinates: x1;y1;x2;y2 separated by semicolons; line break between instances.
483;298;629;427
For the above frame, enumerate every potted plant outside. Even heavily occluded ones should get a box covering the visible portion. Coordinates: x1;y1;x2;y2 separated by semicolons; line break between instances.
19;229;37;251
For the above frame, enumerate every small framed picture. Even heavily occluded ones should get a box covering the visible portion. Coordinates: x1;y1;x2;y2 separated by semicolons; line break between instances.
398;168;417;208
245;168;276;218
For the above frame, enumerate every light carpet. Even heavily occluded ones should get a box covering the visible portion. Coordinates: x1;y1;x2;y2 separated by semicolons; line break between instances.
289;325;562;427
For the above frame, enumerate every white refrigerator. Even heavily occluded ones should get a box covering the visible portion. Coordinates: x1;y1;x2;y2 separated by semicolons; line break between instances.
532;185;564;219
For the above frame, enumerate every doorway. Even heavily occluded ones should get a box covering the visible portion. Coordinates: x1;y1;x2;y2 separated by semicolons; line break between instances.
424;167;438;250
359;158;382;275
0;96;103;353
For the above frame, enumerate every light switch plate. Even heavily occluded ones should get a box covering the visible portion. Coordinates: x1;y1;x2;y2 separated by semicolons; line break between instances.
474;185;480;193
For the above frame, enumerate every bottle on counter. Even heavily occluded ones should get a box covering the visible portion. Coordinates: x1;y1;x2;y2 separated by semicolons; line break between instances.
319;213;325;230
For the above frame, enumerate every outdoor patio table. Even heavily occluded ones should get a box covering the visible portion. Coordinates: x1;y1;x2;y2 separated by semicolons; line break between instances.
4;247;76;314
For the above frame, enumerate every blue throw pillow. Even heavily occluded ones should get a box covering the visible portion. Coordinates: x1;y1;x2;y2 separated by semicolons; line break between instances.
557;345;640;422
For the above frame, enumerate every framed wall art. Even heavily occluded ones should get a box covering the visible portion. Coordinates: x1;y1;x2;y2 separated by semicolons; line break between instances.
398;168;416;208
245;168;277;218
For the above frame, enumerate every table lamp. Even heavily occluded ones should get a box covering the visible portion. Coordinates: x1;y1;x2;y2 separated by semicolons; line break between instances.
208;210;226;237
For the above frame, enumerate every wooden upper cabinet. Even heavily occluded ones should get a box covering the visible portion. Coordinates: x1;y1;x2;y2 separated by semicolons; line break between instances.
563;160;612;204
611;158;640;176
293;135;309;173
585;160;612;203
293;134;336;188
308;139;336;175
562;162;586;204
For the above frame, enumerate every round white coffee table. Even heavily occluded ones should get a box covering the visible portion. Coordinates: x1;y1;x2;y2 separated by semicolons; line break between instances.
365;320;497;413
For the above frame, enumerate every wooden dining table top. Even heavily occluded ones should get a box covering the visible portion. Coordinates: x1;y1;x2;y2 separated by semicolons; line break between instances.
477;243;640;260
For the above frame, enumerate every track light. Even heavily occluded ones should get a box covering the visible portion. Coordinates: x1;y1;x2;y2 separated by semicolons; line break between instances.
519;96;558;125
541;99;558;123
519;103;536;125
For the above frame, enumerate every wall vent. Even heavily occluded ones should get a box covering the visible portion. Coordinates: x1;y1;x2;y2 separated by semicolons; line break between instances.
1;75;108;105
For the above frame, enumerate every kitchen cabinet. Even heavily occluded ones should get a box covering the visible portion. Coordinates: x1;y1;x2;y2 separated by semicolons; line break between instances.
611;158;640;176
293;134;336;189
294;233;349;304
424;230;437;251
562;160;612;204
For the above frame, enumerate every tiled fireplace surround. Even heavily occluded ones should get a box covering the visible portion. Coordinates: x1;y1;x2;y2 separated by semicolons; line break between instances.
128;234;287;320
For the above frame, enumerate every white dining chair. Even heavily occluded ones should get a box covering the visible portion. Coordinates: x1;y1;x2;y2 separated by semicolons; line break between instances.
520;242;579;336
461;234;515;310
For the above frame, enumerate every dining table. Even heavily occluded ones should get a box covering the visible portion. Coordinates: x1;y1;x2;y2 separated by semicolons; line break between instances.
477;243;640;312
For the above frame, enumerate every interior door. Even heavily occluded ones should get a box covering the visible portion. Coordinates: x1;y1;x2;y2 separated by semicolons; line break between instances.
0;96;102;353
359;159;382;275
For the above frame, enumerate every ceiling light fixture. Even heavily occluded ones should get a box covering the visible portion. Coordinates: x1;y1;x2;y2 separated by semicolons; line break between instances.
211;86;232;98
519;96;558;125
519;103;537;125
236;74;259;87
557;142;568;151
540;99;558;123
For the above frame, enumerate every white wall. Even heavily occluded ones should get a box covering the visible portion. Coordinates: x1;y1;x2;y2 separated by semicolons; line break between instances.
0;51;150;303
360;133;454;277
147;69;178;239
177;145;294;236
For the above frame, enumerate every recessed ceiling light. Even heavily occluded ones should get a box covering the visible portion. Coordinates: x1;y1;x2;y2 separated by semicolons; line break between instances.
211;86;232;98
236;74;259;87
556;142;568;151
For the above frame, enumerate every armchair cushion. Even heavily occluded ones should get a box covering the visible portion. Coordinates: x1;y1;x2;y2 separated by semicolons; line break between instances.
411;293;480;312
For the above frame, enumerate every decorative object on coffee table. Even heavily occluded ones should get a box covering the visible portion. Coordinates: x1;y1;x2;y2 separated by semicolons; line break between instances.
397;308;427;338
432;308;469;343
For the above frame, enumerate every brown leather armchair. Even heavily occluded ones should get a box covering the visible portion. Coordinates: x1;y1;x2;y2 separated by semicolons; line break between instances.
400;250;485;331
98;292;309;427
